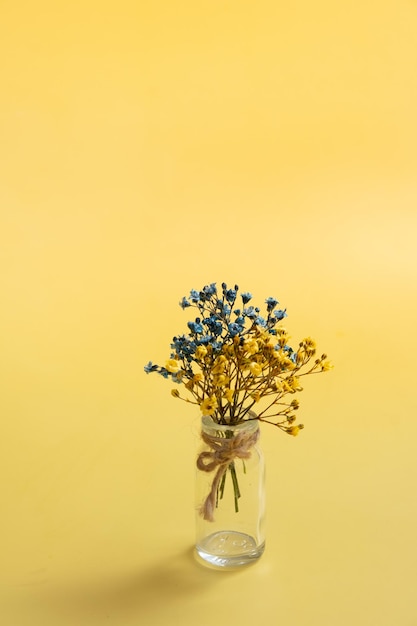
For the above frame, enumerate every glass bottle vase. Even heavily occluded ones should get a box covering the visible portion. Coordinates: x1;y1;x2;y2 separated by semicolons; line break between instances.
195;414;266;568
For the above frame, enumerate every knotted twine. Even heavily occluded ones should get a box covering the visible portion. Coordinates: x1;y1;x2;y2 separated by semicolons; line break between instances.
196;426;259;522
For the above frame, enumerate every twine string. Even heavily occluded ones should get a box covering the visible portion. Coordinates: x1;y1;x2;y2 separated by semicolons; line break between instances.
196;428;259;522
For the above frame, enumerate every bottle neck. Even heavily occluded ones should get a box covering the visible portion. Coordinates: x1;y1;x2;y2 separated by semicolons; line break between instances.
201;414;259;438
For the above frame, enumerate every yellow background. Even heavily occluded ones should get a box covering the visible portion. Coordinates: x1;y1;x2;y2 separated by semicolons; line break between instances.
1;1;417;624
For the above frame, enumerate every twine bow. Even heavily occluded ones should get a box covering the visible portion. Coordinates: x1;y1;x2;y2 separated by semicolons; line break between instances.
196;428;259;522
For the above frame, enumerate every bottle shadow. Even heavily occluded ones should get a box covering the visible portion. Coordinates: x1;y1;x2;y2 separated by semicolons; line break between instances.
38;546;243;623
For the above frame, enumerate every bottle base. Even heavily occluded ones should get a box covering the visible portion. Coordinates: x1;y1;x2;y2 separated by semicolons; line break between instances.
195;531;265;569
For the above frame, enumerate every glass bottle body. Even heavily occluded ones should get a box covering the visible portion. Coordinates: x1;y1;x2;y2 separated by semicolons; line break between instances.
195;415;266;568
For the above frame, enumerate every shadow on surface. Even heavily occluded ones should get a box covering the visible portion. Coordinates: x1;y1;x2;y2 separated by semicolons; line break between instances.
37;546;243;624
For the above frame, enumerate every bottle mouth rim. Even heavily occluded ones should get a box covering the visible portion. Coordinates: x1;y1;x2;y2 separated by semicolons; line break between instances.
201;412;259;433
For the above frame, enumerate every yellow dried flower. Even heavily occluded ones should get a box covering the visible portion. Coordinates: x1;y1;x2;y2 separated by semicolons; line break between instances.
287;376;302;392
295;349;305;364
165;359;180;373
249;362;262;377
200;396;218;416
276;328;289;347
213;374;229;387
251;390;261;402
195;345;208;360
212;356;226;375
275;350;295;370
302;337;317;355
223;388;234;403
321;360;333;371
287;424;304;436
272;379;284;392
223;344;235;356
281;380;294;393
243;339;259;355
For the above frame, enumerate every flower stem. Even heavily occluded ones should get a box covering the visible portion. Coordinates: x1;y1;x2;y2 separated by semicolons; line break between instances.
219;471;226;501
229;462;241;513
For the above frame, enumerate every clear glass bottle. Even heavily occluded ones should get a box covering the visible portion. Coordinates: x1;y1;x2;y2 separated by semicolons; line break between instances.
195;414;266;568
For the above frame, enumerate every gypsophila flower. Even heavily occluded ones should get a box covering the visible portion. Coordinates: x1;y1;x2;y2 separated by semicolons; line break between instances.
224;289;237;304
145;282;331;433
165;359;180;373
243;306;257;319
204;316;223;336
228;322;244;337
274;309;287;321
190;289;200;302
188;319;204;334
241;292;252;304
201;395;218;416
265;297;279;311
144;282;332;525
179;297;191;309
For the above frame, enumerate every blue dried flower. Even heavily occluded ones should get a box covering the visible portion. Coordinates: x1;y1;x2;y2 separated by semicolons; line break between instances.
188;319;204;334
265;297;279;312
199;335;214;345
243;306;257;319
217;301;231;315
201;283;217;298
171;335;197;360
224;289;237;304
274;309;287;321
228;322;244;336
204;315;223;336
190;289;200;303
